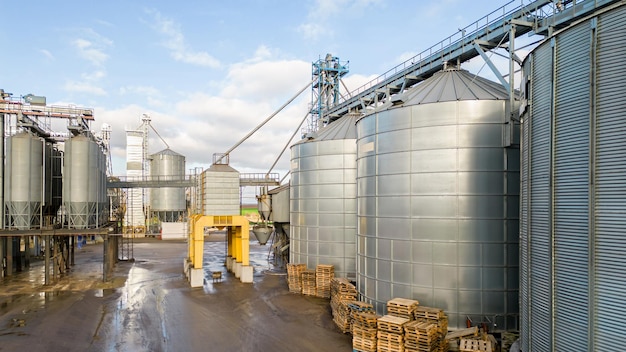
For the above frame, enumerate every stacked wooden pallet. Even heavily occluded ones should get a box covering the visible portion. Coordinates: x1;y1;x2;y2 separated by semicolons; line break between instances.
286;263;306;293
315;264;334;298
330;278;358;333
348;301;375;333
301;269;317;296
403;320;440;352
352;311;380;352
330;278;357;301
459;339;492;352
378;314;410;352
413;306;448;352
387;298;420;320
445;327;479;351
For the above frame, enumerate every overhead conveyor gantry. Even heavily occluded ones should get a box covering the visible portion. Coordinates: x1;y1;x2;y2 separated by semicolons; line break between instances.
324;0;620;123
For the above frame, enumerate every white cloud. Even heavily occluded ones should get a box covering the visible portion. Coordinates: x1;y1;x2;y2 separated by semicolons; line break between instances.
298;0;384;40
148;9;221;68
82;70;106;81
72;31;112;67
64;81;107;96
40;49;54;60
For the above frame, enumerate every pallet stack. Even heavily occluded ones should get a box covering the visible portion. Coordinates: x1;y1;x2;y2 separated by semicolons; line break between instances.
413;306;448;352
459;339;492;352
378;314;410;352
330;278;358;333
315;264;334;298
286;263;306;293
301;269;317;296
352;311;380;352
403;320;440;352
445;327;478;351
387;298;420;320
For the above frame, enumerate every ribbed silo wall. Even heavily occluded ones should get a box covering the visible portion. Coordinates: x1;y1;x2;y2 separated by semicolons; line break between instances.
201;164;240;216
356;98;519;330
4;133;43;229
290;138;357;279
150;149;186;221
63;136;107;229
520;5;626;351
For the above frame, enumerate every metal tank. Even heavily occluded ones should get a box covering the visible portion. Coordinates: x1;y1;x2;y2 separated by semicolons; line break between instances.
63;135;107;228
356;67;519;330
519;5;626;351
201;161;240;216
150;148;186;222
4;133;43;229
290;114;357;279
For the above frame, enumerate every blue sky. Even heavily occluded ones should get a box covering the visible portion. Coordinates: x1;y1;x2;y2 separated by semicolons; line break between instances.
2;0;516;179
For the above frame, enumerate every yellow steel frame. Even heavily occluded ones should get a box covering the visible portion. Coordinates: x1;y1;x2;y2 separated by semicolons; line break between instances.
188;215;249;269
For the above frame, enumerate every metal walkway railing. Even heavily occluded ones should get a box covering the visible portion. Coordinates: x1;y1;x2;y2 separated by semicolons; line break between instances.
325;0;618;121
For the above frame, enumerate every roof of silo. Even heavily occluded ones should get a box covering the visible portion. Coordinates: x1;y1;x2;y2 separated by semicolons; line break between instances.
152;148;183;157
401;67;509;105
296;113;357;144
207;163;238;173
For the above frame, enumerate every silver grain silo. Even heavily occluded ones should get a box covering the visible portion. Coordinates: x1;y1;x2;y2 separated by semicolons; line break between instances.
63;135;107;228
150;148;186;221
201;161;240;215
356;67;519;330
290;114;357;279
519;5;626;351
4;133;43;229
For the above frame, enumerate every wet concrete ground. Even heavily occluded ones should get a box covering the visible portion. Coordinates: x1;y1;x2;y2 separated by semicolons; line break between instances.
0;233;352;352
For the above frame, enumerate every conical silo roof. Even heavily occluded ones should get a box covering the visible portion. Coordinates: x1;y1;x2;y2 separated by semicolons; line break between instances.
152;148;183;157
296;113;357;145
401;67;509;105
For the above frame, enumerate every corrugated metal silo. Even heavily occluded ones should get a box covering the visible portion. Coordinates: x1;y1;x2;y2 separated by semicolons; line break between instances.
4;133;43;229
63;135;107;228
201;162;240;215
290;114;357;279
519;5;626;351
150;148;186;221
356;67;519;330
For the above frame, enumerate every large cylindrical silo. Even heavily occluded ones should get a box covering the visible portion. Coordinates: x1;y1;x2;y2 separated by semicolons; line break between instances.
201;163;240;216
150;148;186;222
63;135;107;228
4;133;43;229
356;67;519;330
290;114;357;279
520;5;626;351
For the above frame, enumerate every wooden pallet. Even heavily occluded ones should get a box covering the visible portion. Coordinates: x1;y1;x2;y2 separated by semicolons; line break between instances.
315;264;334;298
445;327;479;341
286;263;306;293
353;325;378;338
353;335;377;352
387;298;419;320
353;311;380;329
378;314;410;334
414;306;445;320
301;269;317;296
459;339;492;352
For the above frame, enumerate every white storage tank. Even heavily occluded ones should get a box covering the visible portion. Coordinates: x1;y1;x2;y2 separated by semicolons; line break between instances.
4;133;44;229
150;148;186;221
290;114;357;279
63;135;107;228
201;162;240;215
356;67;519;330
519;5;626;351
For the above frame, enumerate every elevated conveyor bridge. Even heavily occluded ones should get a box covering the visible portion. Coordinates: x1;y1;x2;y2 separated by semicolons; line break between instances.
324;0;619;123
107;173;280;189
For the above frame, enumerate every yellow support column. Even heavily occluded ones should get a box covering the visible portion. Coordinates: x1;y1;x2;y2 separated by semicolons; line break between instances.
185;214;251;285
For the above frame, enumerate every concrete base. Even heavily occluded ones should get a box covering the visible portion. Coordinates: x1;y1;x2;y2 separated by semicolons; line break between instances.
189;268;204;288
183;259;190;278
240;266;253;283
233;261;242;278
226;256;234;271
